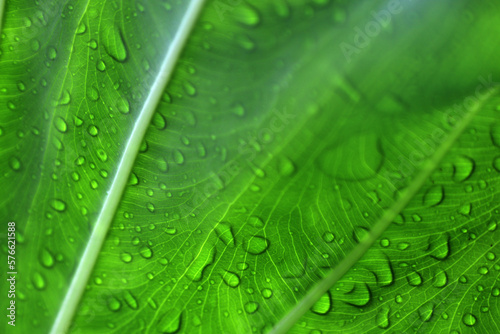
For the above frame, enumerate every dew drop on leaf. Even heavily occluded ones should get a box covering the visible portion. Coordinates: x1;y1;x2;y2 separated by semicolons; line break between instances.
234;4;260;26
311;292;332;315
452;155;475;182
139;246;153;259
493;156;500;172
261;288;273;299
40;248;54;268
244;301;259;314
222;271;240;288
423;185;445;207
9;156;21;171
102;25;128;62
32;272;46;290
124;290;138;310
54;116;68;133
173;150;184;165
248;216;264;228
156;311;182;333
407;271;423;286
87;125;99;137
432;270;448;288
120;252;132;263
278;157;296;176
375;305;390;329
50;199;66;212
107;297;121;312
215;222;235;247
462;313;477;327
245;235;270;255
186;246;215;281
418;302;434;322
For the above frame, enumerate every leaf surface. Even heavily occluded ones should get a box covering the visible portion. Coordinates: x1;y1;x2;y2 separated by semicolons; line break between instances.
1;0;500;333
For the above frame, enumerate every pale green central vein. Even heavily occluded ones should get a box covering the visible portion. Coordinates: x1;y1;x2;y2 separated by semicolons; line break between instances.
49;0;206;333
270;88;499;334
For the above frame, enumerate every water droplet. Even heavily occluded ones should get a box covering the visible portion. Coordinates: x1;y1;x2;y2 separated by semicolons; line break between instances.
234;4;260;26
222;271;240;288
407;271;423;286
380;238;390;247
215;222;235;247
311;292;332;315
54;117;68;133
462;313;477;327
433;270;448;288
153;112;167;130
47;46;57;60
183;81;196;96
248;216;264;228
173;150;184;165
87;125;99;137
375;305;390;329
139;246;153;259
478;266;489;275
50;199;66;212
32;272;46;290
124;290;138;309
423;185;445;207
40;248;54;268
186;246;216;282
120;252;133;263
75;156;86;166
236;34;256;51
452;155;475;182
117;97;130;114
397;242;410;250
322;231;335;243
102;25;128;62
107;297;121;312
262;288;273;299
245;236;270;255
493;156;500;173
244;301;259;314
97;149;108;162
155;157;168;172
9;157;21;171
97;60;107;72
279;157;295;176
427;234;450;260
156;311;182;333
418;302;434;322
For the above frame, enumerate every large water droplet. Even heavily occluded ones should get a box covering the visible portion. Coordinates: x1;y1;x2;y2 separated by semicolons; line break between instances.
186;246;216;281
462;313;477;327
215;222;235;247
50;199;67;212
375;305;391;329
156;311;182;333
245;236;270;255
244;301;259;314
311;292;332;315
418;302;434;322
423;185;445;207
102;25;128;62
452;155;475;182
222;271;240;288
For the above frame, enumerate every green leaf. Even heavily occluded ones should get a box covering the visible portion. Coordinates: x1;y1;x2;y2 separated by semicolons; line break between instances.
1;0;500;333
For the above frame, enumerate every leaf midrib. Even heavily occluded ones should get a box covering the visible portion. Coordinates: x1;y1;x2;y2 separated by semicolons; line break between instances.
50;0;207;333
270;87;499;334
